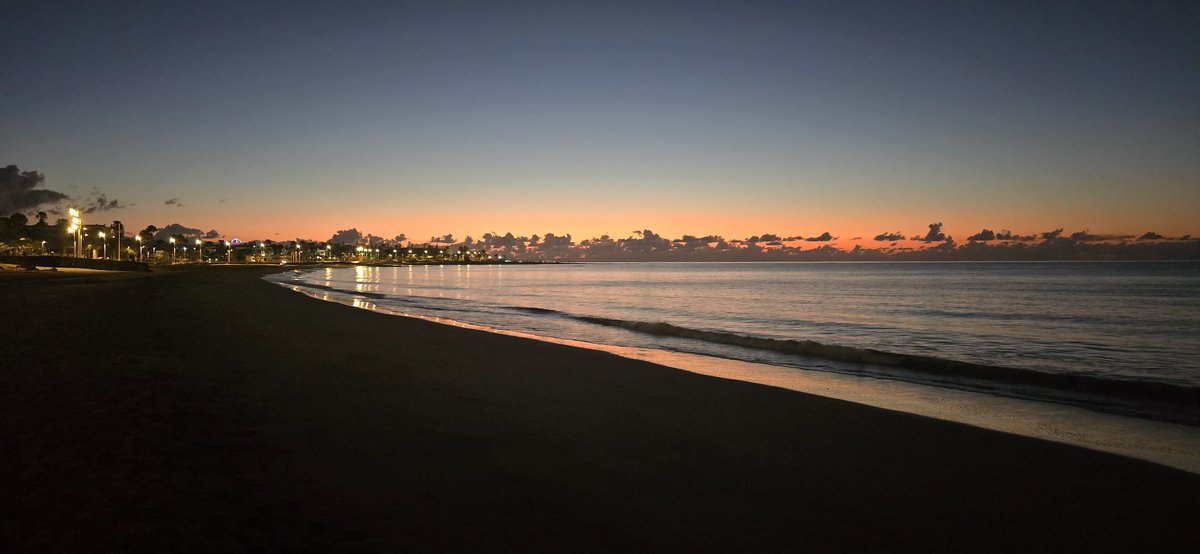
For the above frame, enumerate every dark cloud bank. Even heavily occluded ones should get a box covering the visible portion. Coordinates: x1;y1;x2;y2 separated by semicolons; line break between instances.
316;224;1198;262
2;164;126;217
1;165;67;214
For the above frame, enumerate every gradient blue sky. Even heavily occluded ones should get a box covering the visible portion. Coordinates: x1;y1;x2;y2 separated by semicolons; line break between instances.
3;0;1197;242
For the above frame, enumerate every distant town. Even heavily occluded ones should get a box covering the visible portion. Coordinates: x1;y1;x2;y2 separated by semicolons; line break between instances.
5;162;1199;265
2;208;1198;266
0;211;499;266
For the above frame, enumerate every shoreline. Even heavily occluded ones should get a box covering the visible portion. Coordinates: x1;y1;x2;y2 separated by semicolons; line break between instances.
271;268;1200;473
5;266;1199;551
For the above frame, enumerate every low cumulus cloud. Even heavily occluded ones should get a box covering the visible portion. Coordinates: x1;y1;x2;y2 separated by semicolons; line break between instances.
1;164;68;214
623;229;672;252
912;222;947;242
83;194;124;214
203;229;221;239
747;233;782;244
1075;230;1128;241
968;229;996;241
1040;228;1064;240
540;232;573;248
329;228;363;245
674;235;729;250
1138;232;1164;240
164;198;184;207
995;230;1036;241
367;227;1200;262
804;232;834;242
153;223;203;240
873;231;905;241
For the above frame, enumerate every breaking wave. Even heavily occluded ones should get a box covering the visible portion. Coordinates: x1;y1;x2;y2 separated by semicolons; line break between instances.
574;316;1200;414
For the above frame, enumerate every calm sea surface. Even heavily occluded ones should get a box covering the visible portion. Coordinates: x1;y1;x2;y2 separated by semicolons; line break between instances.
270;261;1200;423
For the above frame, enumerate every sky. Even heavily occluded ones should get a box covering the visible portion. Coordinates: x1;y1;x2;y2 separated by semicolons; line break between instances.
2;0;1198;245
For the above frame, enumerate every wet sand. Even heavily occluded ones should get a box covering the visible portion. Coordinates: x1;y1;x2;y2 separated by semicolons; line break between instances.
3;265;1198;552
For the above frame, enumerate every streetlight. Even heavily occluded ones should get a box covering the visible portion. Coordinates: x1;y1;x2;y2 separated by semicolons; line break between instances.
113;221;122;261
98;231;107;259
136;235;143;262
169;237;177;264
67;208;82;258
225;241;232;263
195;238;202;263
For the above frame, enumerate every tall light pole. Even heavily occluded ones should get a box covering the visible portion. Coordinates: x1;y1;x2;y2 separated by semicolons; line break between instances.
169;237;177;264
226;241;232;263
195;238;202;263
136;235;143;262
67;208;82;257
114;221;122;261
98;231;107;259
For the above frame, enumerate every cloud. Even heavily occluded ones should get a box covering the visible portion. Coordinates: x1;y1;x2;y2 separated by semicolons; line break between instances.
540;232;573;248
1;164;68;214
481;232;523;249
1040;228;1063;240
621;229;672;252
1138;232;1164;240
992;229;1036;241
747;233;781;243
967;229;996;241
674;235;729;250
430;234;455;244
873;231;905;241
912;222;947;242
329;228;363;245
203;229;221;239
82;194;125;214
153;223;203;240
218;198;228;204
1069;231;1132;241
164;198;184;207
393;233;407;243
804;232;834;242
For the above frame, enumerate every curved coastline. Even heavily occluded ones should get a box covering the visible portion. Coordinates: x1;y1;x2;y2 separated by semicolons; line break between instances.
7;265;1199;552
268;269;1200;474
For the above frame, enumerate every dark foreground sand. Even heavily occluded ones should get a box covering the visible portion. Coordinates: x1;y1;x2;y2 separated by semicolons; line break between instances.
3;266;1198;552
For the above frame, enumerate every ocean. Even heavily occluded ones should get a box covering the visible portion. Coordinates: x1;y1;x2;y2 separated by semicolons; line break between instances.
267;261;1200;425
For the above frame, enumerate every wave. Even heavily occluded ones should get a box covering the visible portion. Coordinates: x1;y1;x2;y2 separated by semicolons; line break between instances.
290;281;389;299
276;271;1199;423
511;306;566;315
574;316;1200;413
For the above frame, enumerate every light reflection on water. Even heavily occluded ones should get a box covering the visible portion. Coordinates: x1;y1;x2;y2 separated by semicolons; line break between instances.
276;276;1200;475
287;262;1200;387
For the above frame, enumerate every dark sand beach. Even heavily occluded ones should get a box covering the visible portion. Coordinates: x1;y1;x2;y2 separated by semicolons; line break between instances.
3;265;1198;552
